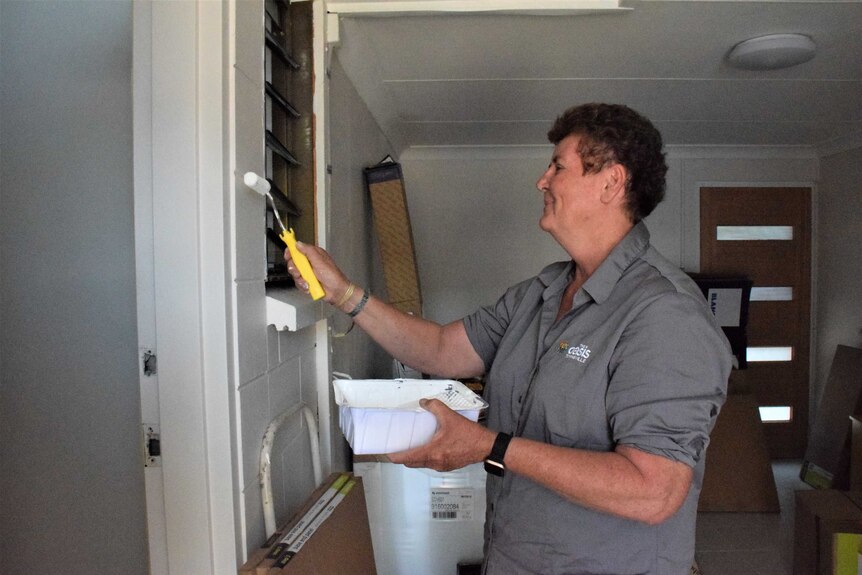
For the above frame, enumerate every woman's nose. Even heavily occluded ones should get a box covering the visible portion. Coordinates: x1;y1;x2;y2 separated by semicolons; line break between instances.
536;170;550;192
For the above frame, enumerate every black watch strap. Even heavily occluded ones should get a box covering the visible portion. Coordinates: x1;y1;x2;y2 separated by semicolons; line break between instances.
484;432;513;476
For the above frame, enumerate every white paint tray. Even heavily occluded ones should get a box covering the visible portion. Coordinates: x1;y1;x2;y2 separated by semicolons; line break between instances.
333;379;488;455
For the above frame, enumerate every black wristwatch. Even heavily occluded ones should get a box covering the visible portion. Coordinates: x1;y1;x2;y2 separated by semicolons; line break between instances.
484;432;513;476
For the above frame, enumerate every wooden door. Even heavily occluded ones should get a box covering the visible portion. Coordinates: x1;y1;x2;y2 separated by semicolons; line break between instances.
700;187;811;459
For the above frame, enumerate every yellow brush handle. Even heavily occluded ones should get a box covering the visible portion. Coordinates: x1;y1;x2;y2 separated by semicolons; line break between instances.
281;229;325;301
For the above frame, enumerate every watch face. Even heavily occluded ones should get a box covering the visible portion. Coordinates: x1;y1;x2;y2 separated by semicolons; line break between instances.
485;432;512;476
484;458;505;476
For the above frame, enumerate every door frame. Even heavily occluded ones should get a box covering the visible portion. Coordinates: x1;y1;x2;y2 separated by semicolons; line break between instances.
133;2;238;572
133;2;168;572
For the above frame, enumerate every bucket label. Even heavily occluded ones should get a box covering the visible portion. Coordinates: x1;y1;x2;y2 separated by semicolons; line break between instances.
430;488;474;521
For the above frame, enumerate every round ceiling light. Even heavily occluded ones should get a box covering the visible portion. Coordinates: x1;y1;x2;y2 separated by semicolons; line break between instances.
727;33;816;70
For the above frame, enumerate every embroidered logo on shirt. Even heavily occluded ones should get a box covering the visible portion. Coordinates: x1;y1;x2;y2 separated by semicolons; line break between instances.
558;341;591;363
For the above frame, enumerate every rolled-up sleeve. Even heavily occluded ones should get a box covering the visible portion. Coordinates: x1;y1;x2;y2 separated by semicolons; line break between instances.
463;279;534;373
607;292;731;467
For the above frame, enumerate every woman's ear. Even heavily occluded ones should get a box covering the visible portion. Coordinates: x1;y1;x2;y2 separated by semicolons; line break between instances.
600;163;628;205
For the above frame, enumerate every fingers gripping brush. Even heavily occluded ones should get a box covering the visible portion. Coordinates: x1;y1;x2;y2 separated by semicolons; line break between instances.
243;172;325;300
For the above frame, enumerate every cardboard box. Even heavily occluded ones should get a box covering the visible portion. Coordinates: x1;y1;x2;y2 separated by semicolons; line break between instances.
833;532;862;575
794;490;862;575
699;393;780;512
851;415;862;491
333;379;487;454
238;473;376;575
802;345;862;490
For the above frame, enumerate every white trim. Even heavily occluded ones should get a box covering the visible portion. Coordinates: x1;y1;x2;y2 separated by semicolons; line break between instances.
315;1;330;252
314;0;335;478
266;288;334;331
402;144;552;161
315;320;334;477
151;3;213;570
133;1;169;573
692;180;818;189
326;12;341;45
644;0;861;3
147;2;238;572
399;143;823;162
808;180;819;426
666;145;819;160
817;130;862;158
327;0;627;16
198;3;239;573
226;0;247;562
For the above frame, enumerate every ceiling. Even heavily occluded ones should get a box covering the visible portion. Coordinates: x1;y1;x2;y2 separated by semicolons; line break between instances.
329;0;862;155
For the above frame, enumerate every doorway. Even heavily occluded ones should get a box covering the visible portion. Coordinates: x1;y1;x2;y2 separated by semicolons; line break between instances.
700;186;811;459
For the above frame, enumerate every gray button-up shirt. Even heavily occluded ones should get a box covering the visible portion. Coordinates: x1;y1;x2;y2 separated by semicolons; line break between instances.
463;222;731;575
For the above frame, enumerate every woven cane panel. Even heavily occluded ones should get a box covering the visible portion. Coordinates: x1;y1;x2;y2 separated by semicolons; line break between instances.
368;179;422;313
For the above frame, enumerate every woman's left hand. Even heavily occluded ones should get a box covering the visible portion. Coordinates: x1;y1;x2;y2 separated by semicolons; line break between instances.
386;398;496;472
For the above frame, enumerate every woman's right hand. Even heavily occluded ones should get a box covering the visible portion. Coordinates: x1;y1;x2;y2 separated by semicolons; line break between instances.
284;242;356;309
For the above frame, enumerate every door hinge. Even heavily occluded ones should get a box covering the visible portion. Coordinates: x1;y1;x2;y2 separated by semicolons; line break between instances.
143;351;157;376
143;424;161;467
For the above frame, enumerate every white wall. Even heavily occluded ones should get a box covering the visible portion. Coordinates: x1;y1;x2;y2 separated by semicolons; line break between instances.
232;13;396;557
400;147;819;323
398;146;840;419
327;55;399;388
814;146;862;400
0;1;148;572
400;148;565;323
232;0;323;556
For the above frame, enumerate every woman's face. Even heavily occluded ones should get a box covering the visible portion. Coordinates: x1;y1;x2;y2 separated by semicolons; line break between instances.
535;134;609;243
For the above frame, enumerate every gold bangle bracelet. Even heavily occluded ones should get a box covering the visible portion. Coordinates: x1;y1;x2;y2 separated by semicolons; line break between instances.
335;283;355;308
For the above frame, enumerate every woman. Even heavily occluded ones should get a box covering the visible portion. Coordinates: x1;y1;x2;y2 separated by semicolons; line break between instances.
286;103;731;575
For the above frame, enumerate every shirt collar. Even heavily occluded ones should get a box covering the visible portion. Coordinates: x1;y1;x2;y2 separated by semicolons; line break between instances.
582;221;650;304
537;221;651;304
537;260;574;292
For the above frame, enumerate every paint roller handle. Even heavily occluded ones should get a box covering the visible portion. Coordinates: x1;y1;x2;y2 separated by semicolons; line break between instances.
281;228;326;301
243;172;324;300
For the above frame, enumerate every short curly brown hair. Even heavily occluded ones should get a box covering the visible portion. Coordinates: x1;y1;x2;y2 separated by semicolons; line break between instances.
547;103;667;222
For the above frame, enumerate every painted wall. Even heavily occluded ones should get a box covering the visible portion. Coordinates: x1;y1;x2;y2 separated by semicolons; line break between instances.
399;148;838;413
0;1;148;573
233;31;395;558
327;55;399;392
400;149;818;321
232;0;323;555
814;147;862;400
400;148;565;324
